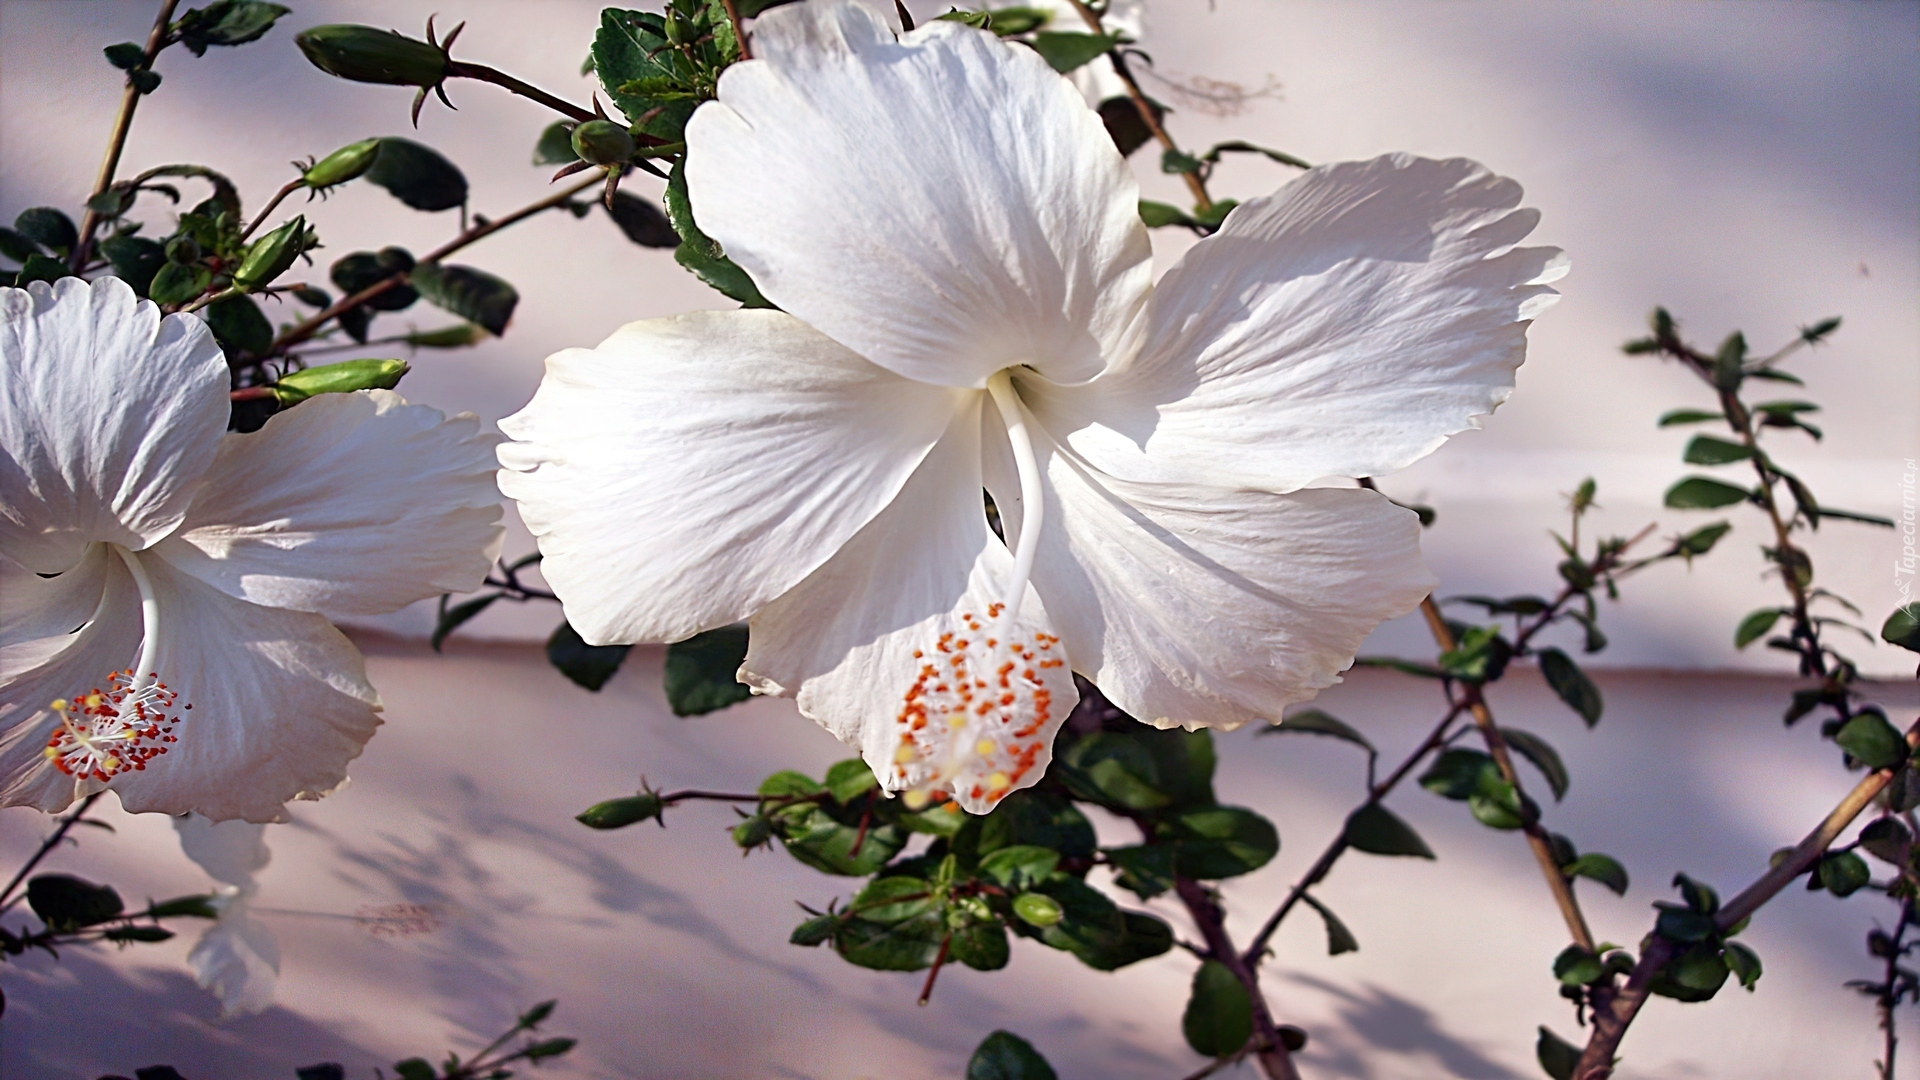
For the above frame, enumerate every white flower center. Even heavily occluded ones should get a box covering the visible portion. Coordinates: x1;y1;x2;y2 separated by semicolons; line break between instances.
43;545;188;783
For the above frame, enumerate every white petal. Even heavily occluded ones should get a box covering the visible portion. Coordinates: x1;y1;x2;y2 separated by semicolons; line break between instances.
498;310;965;645
0;548;140;813
0;278;228;572
105;553;380;823
744;403;1077;813
686;0;1151;388
987;422;1434;731
1034;155;1566;490
174;813;270;888
151;391;504;619
188;886;280;1018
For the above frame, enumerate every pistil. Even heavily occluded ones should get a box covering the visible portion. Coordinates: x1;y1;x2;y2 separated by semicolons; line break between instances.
984;369;1044;620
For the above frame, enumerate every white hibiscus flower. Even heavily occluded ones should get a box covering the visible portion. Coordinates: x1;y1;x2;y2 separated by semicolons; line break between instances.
0;277;503;823
499;0;1564;813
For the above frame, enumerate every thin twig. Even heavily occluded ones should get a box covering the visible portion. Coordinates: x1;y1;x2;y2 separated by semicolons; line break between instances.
445;60;598;123
70;0;181;271
239;178;305;241
1173;875;1301;1080
1063;0;1212;211
0;793;106;913
720;0;752;59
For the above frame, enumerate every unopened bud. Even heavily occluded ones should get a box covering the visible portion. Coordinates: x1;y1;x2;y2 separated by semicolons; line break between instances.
731;815;772;850
146;894;220;919
576;792;665;829
273;358;408;404
233;216;318;292
164;236;200;264
403;323;487;349
1011;892;1063;927
302;137;381;190
296;25;449;87
570;120;635;167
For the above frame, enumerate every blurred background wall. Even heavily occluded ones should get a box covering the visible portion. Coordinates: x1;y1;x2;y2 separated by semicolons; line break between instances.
1;2;1917;1078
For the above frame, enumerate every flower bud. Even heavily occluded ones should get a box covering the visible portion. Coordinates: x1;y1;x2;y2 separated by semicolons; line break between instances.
273;358;409;404
302;137;381;190
164;236;200;264
233;216;318;292
403;323;487;349
1011;892;1063;927
731;814;772;850
576;792;665;829
146;894;220;919
296;25;449;87
570;120;635;167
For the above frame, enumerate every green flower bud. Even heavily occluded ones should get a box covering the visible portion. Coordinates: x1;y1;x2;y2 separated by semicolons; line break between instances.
1011;892;1063;927
295;25;449;87
731;815;772;850
576;792;665;829
302;137;381;190
570;120;635;167
233;216;318;293
164;236;200;264
145;894;220;919
273;358;408;404
403;323;487;349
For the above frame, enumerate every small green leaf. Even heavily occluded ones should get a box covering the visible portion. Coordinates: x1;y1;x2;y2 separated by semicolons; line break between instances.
823;758;877;804
409;263;517;336
1665;476;1752;509
1552;945;1604;986
1673;872;1719;915
546;621;631;691
1536;1026;1580;1080
1098;95;1157;157
663;624;752;716
0;227;41;263
1200;139;1312;170
1816;850;1871;897
104;42;147;69
393;1059;435;1080
852;876;937;923
1861;817;1915;865
604;191;679;248
331;248;419;310
27;875;124;931
1341;803;1434;859
1734;608;1787;649
365;137;467;211
533;120;580;166
1835;710;1907;770
1500;727;1570;801
1723;941;1762;990
1671;520;1733;560
1161;805;1279;880
173;1;292;55
1657;408;1724;427
951;920;1011;971
100;234;166;295
1537;647;1603;727
1161;148;1204;175
1563;853;1629;896
1654;904;1716;943
147;261;211;306
202;294;272;357
1682;435;1754;465
522;1037;575;1061
1028;30;1122;72
13;208;77;255
1101;843;1175;898
978;844;1060;889
967;1031;1057;1080
1884;606;1920;653
431;593;497;651
1261;708;1374;753
1300;893;1358;955
1438;625;1512;683
1137;200;1195;229
1182;960;1254;1058
1420;749;1499;801
833;910;944;970
1801;316;1842;343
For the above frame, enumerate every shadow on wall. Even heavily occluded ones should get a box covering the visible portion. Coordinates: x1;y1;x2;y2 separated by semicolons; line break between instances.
1285;973;1527;1080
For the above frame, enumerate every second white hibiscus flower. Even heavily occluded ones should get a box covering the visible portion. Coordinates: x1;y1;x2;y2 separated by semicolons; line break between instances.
499;0;1565;812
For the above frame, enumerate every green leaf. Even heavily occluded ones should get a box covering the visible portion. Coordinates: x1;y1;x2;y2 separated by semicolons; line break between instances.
1200;139;1312;170
769;799;905;876
1801;316;1842;343
1098;95;1159;158
403;324;487;349
147;261;211;306
13;208;77;255
409;263;517;336
523;1037;575;1061
1419;749;1499;801
1818;507;1895;527
593;9;703;141
662;161;771;306
1552;945;1604;986
1500;728;1570;801
1654;904;1716;943
1028;30;1122;73
986;5;1053;34
1835;710;1907;770
1536;1026;1580;1080
1438;625;1512;683
967;1031;1058;1080
0;227;40;263
604;191;679;248
392;1060;434;1080
202;294;272;357
1682;435;1754;465
533;120;580;166
1673;872;1719;914
104;42;147;69
1562;853;1629;896
27;874;124;931
1861;817;1914;865
1161;805;1279;880
1467;782;1529;830
1723;941;1762;990
974;789;1097;859
1137;199;1195;229
1665;476;1751;509
1537;647;1603;727
1657;408;1724;427
1884;606;1920;653
1101;843;1176;898
1342;803;1434;859
128;68;162;94
431;593;497;651
545;621;631;691
833;910;945;971
978;844;1060;889
938;9;993;28
100;234;166;296
1671;521;1733;561
1053;727;1215;811
823;758;877;804
173;1;292;55
1182;960;1254;1058
1816;850;1871;897
331;248;419;311
365;138;468;211
1300;893;1358;955
951;920;1011;971
1260;708;1374;753
145;894;219;919
1160;148;1203;175
730;814;771;850
1734;608;1786;649
852;876;937;923
1026;877;1169;970
663;624;752;716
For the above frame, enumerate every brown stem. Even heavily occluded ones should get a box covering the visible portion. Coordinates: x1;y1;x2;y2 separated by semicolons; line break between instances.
1062;0;1212;211
917;933;952;1006
1243;700;1469;965
445;60;596;123
0;793;106;913
240;179;306;241
264;171;605;358
1174;877;1302;1080
70;0;181;271
1572;721;1919;1080
720;0;752;59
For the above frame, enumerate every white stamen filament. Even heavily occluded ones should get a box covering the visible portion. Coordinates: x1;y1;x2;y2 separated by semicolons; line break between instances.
112;543;161;684
985;369;1044;622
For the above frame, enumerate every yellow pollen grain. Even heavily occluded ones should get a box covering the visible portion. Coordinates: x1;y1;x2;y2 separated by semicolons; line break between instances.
947;712;967;728
903;789;931;810
975;739;996;757
987;772;1011;791
894;744;917;764
49;699;67;711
